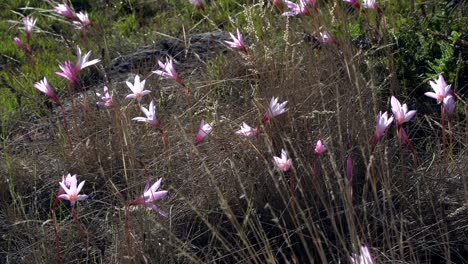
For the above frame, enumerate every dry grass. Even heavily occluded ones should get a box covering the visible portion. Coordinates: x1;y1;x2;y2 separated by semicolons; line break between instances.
1;1;467;264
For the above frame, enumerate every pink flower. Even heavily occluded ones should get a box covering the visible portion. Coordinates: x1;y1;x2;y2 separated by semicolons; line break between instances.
235;122;258;137
225;28;248;54
13;37;30;54
132;100;160;128
125;75;151;101
314;139;327;155
57;173;75;197
129;178;168;217
390;96;416;126
96;86;113;107
282;0;311;16
189;0;204;10
443;95;456;117
194;119;213;145
23;16;36;39
73;12;91;28
56;47;100;86
34;77;61;105
425;74;452;104
153;57;183;85
75;46;100;71
261;97;288;123
54;3;77;20
58;174;88;206
351;245;374;264
362;0;382;13
343;0;361;10
56;61;79;86
319;31;337;45
371;111;393;148
273;149;292;172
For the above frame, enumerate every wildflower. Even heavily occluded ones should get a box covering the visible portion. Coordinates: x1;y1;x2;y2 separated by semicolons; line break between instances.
129;178;168;217
443;95;456;118
371;111;393;148
194;119;213;145
58;174;88;206
96;86;113;107
125;75;151;101
23;17;36;39
54;3;77;20
13;37;30;54
261;97;288;123
57;173;75;198
56;47;100;86
225;28;248;54
73;12;91;28
235;122;258;137
319;31;337;45
362;0;382;13
75;46;100;71
425;74;452;104
189;0;204;10
153;58;183;85
273;149;292;172
351;245;374;264
56;61;79;86
282;0;311;16
390;96;416;126
343;0;361;10
314;139;327;155
132;100;160;128
34;77;61;105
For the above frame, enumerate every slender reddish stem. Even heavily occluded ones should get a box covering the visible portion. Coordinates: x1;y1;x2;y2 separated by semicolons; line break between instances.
441;105;447;175
59;104;72;146
51;208;62;264
71;206;88;249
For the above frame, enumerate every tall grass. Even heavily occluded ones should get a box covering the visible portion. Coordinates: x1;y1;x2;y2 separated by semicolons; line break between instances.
0;0;467;263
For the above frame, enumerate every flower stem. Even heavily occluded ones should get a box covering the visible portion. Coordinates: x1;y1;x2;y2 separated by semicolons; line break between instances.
71;206;88;250
51;208;62;264
59;104;72;146
286;170;297;213
441;105;447;175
